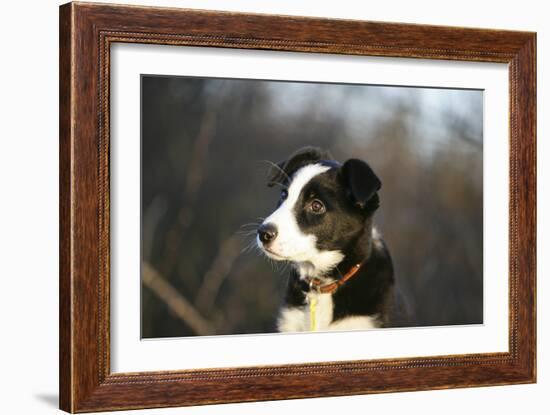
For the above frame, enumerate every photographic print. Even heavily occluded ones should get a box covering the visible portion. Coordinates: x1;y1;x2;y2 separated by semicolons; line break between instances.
141;75;483;338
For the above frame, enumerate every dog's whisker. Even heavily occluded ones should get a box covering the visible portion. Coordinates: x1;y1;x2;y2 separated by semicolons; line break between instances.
238;226;259;231
234;221;262;239
269;258;277;272
240;222;260;228
278;262;288;274
281;261;291;273
259;159;290;184
239;222;261;229
240;237;259;254
236;229;258;236
240;241;251;253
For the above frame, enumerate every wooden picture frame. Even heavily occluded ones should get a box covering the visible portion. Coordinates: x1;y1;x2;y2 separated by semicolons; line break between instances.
59;2;536;412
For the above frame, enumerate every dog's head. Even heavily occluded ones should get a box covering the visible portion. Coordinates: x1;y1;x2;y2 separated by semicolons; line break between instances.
257;147;381;275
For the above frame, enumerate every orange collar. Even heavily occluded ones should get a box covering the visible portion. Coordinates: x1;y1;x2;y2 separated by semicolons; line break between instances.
306;262;363;294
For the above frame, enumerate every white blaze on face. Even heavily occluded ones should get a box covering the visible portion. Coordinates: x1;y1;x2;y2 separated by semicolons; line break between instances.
258;163;344;277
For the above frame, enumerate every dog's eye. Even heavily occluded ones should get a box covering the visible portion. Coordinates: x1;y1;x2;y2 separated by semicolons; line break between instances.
309;199;326;214
280;189;288;200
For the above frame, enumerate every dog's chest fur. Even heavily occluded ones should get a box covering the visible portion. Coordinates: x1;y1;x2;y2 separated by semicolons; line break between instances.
277;291;380;332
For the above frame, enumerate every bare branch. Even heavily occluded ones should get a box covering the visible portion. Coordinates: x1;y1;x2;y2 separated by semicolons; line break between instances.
142;261;215;336
194;234;242;313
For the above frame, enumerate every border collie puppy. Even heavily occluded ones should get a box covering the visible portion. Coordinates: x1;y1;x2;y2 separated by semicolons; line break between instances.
257;147;399;332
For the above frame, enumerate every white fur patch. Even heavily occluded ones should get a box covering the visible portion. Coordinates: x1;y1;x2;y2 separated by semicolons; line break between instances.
294;250;344;280
371;226;384;250
258;164;343;276
328;315;380;331
277;307;308;332
277;295;381;333
277;292;333;332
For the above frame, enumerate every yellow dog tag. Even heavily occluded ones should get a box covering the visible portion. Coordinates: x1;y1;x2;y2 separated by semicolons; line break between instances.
309;296;318;331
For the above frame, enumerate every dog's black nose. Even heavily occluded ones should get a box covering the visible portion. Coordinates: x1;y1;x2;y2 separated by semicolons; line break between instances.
258;223;278;244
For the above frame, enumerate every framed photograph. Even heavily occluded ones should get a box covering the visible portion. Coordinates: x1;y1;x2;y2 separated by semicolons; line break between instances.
59;2;536;412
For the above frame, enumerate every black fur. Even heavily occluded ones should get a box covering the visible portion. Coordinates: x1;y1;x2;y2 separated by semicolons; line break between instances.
341;158;381;209
267;146;334;187
263;146;407;328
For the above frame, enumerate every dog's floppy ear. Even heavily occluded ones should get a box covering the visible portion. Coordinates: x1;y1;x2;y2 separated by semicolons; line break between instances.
341;159;382;209
267;146;333;187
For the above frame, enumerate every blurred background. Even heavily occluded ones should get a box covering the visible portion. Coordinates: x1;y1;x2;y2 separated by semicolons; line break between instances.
141;75;483;338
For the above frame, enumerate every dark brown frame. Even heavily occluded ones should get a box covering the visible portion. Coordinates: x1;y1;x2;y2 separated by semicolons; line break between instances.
59;2;536;412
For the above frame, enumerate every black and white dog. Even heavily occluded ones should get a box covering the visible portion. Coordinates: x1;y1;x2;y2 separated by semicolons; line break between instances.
257;147;401;332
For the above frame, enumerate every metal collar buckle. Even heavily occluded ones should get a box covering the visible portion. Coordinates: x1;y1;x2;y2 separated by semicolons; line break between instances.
309;278;319;293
